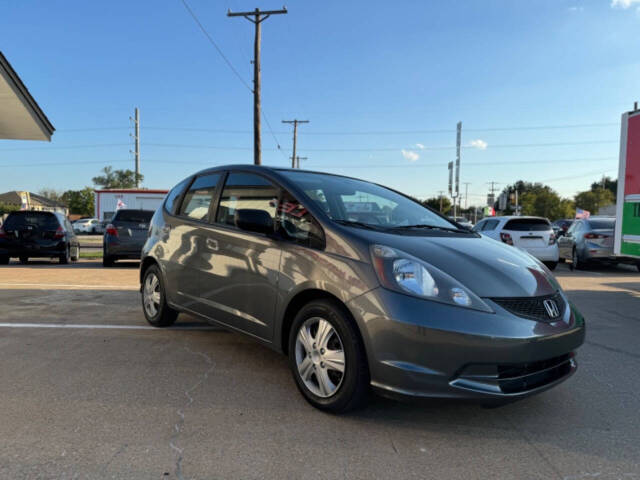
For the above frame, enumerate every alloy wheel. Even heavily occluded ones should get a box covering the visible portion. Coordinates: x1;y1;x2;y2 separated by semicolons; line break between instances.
143;273;161;318
295;317;345;398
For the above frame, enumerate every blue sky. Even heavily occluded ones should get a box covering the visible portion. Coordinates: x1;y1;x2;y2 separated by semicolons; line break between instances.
1;0;640;205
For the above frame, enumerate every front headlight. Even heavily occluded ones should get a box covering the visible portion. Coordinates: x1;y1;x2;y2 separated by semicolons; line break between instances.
371;244;493;313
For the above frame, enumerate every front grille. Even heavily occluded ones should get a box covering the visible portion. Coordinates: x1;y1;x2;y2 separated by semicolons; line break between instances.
451;353;576;395
491;292;566;322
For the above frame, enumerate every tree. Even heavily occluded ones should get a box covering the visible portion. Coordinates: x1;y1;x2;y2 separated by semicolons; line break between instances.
92;166;143;189
590;176;617;199
422;196;452;214
574;189;614;215
62;187;95;216
38;188;64;203
0;202;19;216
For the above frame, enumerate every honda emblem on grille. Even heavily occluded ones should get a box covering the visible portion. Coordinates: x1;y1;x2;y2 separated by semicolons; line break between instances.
543;299;560;319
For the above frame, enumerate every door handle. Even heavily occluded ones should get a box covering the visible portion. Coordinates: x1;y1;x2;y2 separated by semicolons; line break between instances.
206;238;219;251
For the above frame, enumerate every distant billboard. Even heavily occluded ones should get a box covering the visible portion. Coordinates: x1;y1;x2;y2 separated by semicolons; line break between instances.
614;109;640;258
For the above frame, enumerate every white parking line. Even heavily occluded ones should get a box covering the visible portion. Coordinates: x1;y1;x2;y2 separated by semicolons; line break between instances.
0;283;138;289
0;323;219;330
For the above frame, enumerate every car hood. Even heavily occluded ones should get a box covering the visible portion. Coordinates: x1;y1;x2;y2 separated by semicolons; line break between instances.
361;232;560;298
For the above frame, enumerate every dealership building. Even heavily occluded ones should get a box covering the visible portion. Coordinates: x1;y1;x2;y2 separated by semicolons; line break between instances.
94;189;168;221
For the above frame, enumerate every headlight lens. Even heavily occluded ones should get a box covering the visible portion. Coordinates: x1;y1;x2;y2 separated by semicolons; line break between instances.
370;244;493;313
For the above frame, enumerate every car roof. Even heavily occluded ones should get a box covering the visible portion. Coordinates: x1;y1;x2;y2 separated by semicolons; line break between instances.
491;216;549;221
188;164;371;184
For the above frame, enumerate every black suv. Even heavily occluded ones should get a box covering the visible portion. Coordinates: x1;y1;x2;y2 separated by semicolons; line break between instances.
0;211;80;264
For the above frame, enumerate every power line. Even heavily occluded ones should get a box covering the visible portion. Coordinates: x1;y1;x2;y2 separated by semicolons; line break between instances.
56;121;620;135
179;0;253;92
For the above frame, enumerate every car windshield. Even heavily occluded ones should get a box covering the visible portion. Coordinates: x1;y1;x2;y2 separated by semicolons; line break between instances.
113;210;154;223
280;171;456;230
3;212;59;231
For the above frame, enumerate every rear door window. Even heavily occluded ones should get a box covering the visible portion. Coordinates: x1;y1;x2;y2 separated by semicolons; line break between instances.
215;172;279;227
503;218;551;231
179;173;222;221
3;212;60;231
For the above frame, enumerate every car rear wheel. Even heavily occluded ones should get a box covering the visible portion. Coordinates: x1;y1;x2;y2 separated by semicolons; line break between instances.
288;299;369;413
59;247;70;265
572;248;584;271
543;261;557;271
19;256;28;265
103;255;115;267
141;264;178;327
636;262;640;273
70;246;80;262
0;255;8;265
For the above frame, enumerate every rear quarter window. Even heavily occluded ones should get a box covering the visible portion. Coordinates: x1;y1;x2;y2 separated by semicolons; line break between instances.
588;219;615;229
503;218;551;231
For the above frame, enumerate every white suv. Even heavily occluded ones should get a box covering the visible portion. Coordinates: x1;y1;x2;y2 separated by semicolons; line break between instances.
472;216;559;270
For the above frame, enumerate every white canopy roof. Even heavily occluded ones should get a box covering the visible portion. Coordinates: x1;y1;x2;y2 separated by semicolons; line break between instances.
0;52;54;141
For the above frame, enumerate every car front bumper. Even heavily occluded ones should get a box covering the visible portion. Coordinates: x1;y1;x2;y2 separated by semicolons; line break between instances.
347;287;585;401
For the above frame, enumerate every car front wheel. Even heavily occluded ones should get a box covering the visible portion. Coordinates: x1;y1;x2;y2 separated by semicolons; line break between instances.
141;264;178;327
288;299;369;413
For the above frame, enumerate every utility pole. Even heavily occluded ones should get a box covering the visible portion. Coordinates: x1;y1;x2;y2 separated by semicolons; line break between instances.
463;182;471;210
295;156;307;169
228;7;287;165
282;119;309;168
437;190;445;212
130;107;141;188
450;121;462;217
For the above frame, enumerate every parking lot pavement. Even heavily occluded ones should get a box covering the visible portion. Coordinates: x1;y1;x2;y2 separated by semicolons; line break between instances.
0;260;638;479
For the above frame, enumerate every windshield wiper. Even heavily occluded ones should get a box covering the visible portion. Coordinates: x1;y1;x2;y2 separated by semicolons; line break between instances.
389;224;470;234
333;219;385;231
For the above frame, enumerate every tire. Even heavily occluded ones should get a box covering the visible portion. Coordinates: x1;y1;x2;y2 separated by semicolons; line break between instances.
103;255;115;267
141;264;178;327
70;245;80;262
288;299;369;413
572;248;585;271
543;261;557;271
59;246;70;265
19;256;29;265
0;255;8;265
636;262;640;273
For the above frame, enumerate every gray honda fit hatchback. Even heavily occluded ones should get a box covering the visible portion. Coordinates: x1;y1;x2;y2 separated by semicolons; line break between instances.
140;165;585;412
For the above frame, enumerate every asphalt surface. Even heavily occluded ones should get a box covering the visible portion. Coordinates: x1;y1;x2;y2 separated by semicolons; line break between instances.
0;259;639;479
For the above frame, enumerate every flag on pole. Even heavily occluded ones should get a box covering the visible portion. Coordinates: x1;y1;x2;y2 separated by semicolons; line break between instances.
575;208;590;219
116;199;127;210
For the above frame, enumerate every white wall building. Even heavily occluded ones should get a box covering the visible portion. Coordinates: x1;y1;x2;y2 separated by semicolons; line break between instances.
94;189;168;221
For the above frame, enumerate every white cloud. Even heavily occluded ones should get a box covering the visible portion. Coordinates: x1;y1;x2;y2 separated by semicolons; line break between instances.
611;0;640;8
568;6;584;12
415;143;425;150
469;139;488;150
401;149;419;162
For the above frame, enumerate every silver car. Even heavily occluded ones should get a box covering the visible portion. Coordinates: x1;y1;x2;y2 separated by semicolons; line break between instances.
558;216;640;271
139;166;585;412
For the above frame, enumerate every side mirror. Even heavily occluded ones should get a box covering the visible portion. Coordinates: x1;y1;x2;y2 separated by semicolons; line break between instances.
234;209;273;235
